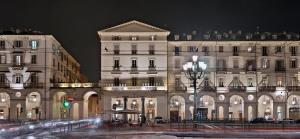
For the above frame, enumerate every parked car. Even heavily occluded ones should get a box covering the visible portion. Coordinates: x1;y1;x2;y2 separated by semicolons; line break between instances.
250;118;265;123
296;119;300;124
154;116;164;124
279;118;295;124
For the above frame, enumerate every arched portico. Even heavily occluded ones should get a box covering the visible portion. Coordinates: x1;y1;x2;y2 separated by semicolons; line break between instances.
26;92;41;120
83;91;100;118
170;95;185;122
0;92;10;120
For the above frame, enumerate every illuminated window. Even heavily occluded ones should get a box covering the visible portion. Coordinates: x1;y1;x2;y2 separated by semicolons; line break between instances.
30;40;38;50
0;55;6;64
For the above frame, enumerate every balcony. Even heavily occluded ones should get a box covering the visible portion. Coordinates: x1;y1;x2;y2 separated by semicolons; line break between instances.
113;50;120;55
246;86;257;92
229;86;246;92
111;66;121;74
259;86;276;92
51;83;99;88
0;83;9;88
24;83;44;88
103;85;166;91
217;86;229;93
130;67;138;74
275;67;286;72
147;66;157;74
287;86;300;91
200;86;216;92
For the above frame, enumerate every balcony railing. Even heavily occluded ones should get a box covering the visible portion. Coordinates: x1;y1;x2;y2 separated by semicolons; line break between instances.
259;86;276;92
51;83;99;88
24;83;44;88
200;86;216;92
103;85;166;91
229;86;246;92
0;83;9;88
275;67;286;72
287;86;300;91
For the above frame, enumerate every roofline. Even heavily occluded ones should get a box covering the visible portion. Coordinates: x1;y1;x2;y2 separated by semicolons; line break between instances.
98;20;170;33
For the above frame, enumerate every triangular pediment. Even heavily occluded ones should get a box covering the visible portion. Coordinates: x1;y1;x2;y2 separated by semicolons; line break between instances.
99;20;169;33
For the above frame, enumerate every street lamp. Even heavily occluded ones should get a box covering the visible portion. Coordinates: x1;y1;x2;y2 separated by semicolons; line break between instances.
182;55;207;122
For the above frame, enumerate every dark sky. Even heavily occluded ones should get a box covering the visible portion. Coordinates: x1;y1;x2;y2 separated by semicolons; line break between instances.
1;0;300;81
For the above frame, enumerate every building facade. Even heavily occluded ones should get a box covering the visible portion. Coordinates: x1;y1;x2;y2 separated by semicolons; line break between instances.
99;20;300;121
0;31;100;121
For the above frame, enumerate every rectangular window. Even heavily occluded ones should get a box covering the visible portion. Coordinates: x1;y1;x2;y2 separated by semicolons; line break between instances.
0;41;5;50
112;36;121;40
217;59;226;71
149;77;155;86
149;45;155;55
290;46;297;56
114;59;120;69
275;60;285;71
233;59;239;69
113;78;120;86
150;35;156;41
0;74;5;83
149;59;155;68
113;45;119;54
175;59;180;69
233;46;239;56
30;40;38;50
218;78;224;87
261;58;269;69
275;46;282;53
14;55;22;65
31;73;38;84
202;46;209;56
131;36;138;41
132;77;137;86
246;60;256;71
248;78;253;87
15;76;21;83
188;46;197;52
131;44;137;54
262;46;268;56
14;40;22;48
0;55;6;64
31;55;37;64
131;59;137;68
175;78;180;87
174;46;180;56
219;46;223;52
290;59;297;69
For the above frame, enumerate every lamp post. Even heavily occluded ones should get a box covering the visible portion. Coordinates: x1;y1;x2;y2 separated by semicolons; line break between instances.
183;55;207;122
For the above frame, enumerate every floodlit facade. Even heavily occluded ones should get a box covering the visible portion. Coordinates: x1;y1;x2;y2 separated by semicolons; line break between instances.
99;20;300;122
0;31;97;120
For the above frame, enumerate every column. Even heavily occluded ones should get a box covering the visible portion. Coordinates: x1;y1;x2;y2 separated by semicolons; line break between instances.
141;96;145;123
123;96;128;110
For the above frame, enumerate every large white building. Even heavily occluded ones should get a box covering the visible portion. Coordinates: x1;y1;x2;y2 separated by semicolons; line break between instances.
99;20;300;122
0;30;83;120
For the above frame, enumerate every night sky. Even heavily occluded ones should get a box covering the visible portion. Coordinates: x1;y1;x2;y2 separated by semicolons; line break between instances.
1;0;300;81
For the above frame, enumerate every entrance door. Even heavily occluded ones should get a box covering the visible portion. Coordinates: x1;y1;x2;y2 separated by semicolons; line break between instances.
170;111;179;122
197;108;208;121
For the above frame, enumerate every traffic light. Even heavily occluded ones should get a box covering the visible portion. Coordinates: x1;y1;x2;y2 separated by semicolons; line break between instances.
62;98;70;109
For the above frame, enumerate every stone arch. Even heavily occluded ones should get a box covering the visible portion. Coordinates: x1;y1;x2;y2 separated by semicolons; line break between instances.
287;95;300;119
83;91;100;118
26;92;41;120
258;95;274;119
198;95;215;120
0;92;10;120
170;95;185;122
229;95;244;120
52;91;67;119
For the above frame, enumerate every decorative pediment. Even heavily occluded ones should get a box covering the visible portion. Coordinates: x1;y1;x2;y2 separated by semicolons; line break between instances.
99;20;169;33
